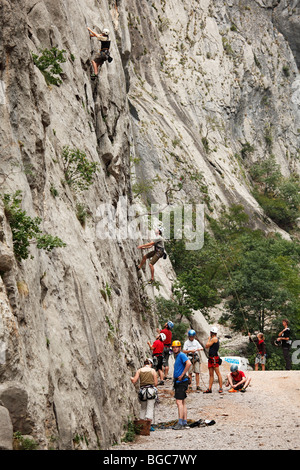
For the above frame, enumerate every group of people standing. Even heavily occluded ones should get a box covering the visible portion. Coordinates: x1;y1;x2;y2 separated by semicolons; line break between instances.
130;318;293;432
130;324;233;431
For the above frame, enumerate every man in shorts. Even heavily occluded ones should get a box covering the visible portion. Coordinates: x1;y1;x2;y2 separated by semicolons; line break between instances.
226;364;251;392
171;340;191;430
137;228;165;282
183;330;203;390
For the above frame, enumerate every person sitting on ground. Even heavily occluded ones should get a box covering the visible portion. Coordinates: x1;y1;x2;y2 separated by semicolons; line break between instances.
226;364;251;392
87;26;113;78
156;321;174;380
204;326;223;393
137;228;165;283
130;358;158;429
147;333;166;385
248;332;266;371
171;340;192;430
183;329;203;391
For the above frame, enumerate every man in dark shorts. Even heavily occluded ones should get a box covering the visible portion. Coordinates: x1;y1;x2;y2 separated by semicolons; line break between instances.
137;228;165;282
171;340;191;430
277;319;292;370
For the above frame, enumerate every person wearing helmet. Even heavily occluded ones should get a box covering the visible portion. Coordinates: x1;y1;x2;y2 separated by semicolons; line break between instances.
183;330;203;391
137;228;165;283
204;326;223;393
130;358;158;428
87;26;113;78
156;321;174;380
226;364;251;392
147;333;166;385
171;340;192;430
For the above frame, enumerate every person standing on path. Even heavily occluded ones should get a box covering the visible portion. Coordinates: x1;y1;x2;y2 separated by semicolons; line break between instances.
130;358;158;428
277;319;292;370
156;321;173;380
183;330;203;390
204;326;223;393
171;340;191;430
248;332;266;371
147;333;166;385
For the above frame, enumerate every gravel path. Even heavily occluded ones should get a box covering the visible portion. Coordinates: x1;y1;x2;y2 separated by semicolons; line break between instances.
111;371;300;451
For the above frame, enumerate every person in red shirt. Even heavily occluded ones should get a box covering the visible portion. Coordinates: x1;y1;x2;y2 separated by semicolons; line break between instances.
226;364;251;392
156;321;173;380
147;333;166;385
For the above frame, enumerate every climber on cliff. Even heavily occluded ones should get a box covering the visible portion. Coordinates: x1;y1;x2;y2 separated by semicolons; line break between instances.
137;228;165;283
87;26;113;78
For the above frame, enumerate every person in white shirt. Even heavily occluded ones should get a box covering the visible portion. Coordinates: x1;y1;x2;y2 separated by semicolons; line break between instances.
183;330;203;391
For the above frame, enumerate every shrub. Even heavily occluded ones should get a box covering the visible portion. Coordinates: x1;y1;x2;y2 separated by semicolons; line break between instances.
32;47;67;86
3;191;66;261
61;146;99;191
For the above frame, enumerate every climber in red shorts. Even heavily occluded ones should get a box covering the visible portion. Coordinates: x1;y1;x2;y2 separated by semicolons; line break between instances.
204;326;223;393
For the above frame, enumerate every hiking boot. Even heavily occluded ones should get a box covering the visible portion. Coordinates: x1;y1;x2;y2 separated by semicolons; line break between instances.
158;380;164;386
196;386;202;391
172;422;184;430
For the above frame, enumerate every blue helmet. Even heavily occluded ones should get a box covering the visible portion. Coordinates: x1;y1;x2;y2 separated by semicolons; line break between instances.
167;321;174;329
230;364;239;372
188;329;196;337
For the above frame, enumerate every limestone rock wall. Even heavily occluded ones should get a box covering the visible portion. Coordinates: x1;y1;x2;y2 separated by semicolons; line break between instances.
0;0;299;449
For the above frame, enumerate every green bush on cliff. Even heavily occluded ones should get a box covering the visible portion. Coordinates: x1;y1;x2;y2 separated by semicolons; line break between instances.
32;47;67;86
3;191;66;261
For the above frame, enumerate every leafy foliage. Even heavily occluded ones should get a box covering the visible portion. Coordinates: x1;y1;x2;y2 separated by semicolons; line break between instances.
61;146;99;191
250;155;300;231
32;47;67;86
3;191;66;261
164;204;300;369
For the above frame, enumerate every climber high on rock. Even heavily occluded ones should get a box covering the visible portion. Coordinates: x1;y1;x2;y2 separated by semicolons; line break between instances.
87;26;113;79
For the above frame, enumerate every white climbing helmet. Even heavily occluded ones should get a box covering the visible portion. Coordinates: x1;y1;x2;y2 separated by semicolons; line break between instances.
160;333;167;342
210;326;218;334
103;28;110;35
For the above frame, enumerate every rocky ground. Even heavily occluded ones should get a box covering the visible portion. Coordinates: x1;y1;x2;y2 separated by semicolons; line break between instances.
111;370;300;451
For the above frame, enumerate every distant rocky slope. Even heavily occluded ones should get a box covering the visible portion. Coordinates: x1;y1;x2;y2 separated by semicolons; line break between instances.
0;0;299;449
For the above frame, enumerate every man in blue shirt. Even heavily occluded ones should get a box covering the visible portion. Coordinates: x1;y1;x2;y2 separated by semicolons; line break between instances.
172;340;191;430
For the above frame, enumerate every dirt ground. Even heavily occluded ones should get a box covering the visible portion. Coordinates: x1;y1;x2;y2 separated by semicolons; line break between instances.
111;370;300;451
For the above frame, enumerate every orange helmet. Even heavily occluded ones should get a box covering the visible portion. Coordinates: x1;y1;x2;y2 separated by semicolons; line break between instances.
172;340;181;347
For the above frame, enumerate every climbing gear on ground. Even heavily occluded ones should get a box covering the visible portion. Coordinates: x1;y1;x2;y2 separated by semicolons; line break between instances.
172;340;181;347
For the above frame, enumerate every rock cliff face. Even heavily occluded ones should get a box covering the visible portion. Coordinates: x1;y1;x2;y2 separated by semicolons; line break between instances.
0;0;299;449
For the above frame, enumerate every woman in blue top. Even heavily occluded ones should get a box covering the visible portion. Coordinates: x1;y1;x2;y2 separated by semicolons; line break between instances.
172;340;191;430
